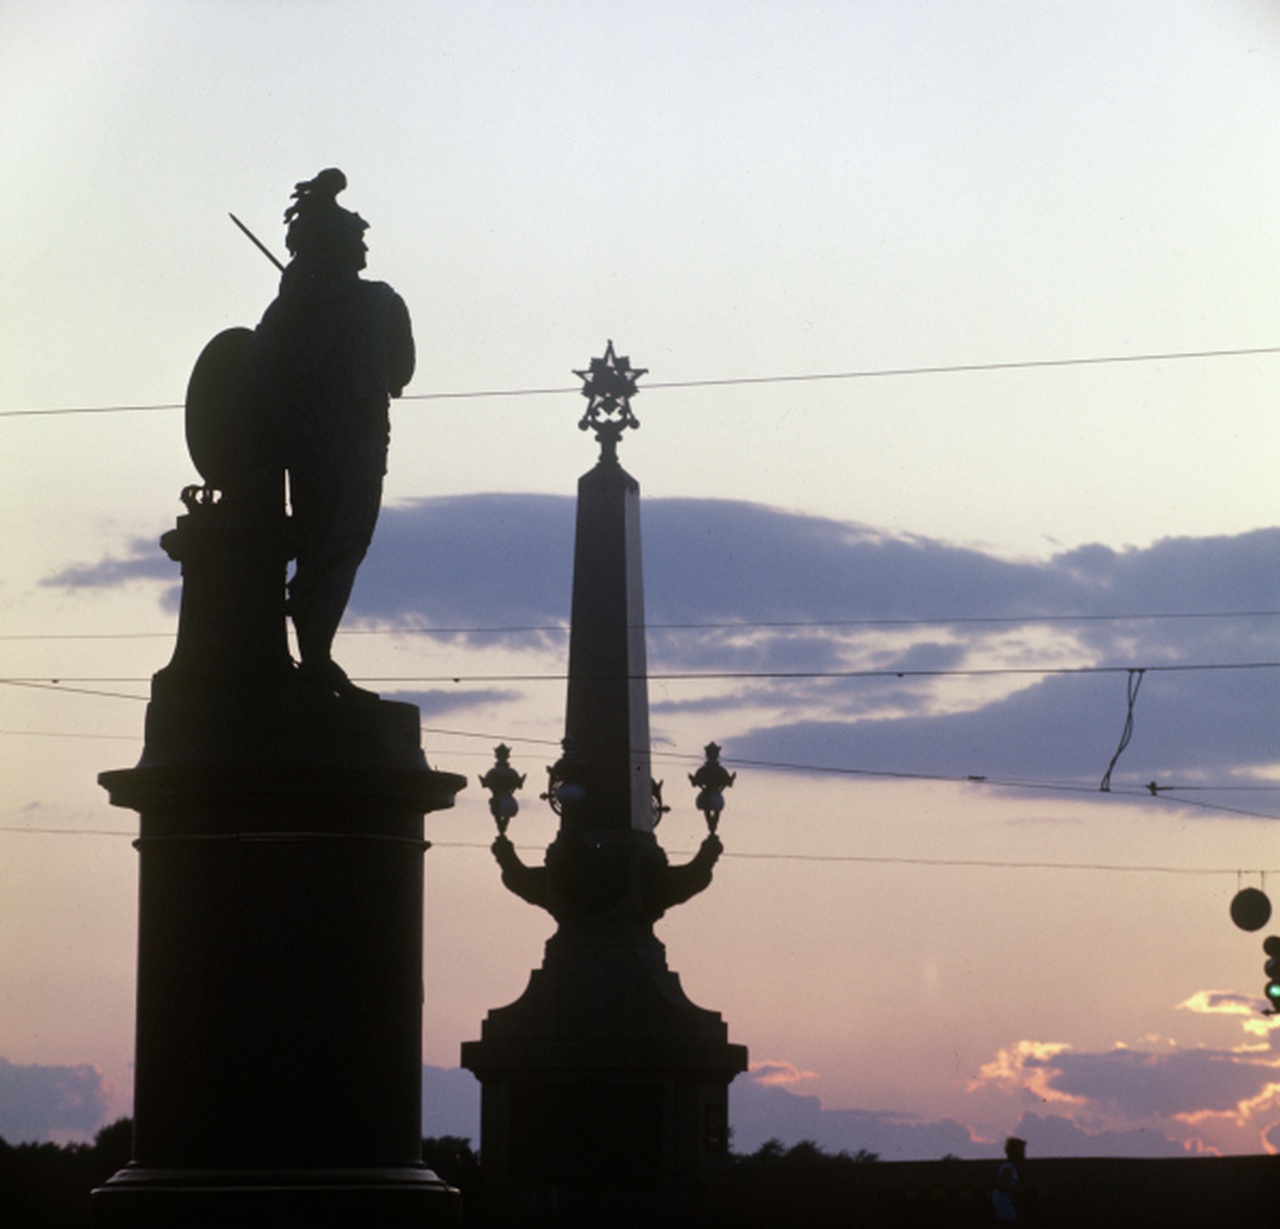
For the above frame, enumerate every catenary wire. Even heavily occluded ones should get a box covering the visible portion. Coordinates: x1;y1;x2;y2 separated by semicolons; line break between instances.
427;738;1280;812
6;708;1269;817
3;344;1278;418
3;609;1277;643
3;661;1275;688
428;842;1280;876
4;823;1276;879
14;717;1273;801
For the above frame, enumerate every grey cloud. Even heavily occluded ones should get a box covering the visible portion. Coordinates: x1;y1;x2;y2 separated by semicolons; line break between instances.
51;495;1278;654
1028;1043;1279;1120
727;1075;1189;1160
45;535;178;591
0;1058;110;1143
1008;1110;1189;1159
420;1061;989;1162
642;500;1077;627
49;496;1278;797
422;1065;479;1143
338;503;1280;742
651;676;935;725
729;1076;987;1160
727;662;1279;793
1056;533;1280;619
388;688;524;719
421;1064;1188;1163
355;495;573;640
647;627;851;676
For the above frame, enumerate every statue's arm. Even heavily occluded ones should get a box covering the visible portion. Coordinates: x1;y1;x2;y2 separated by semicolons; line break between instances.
388;293;415;397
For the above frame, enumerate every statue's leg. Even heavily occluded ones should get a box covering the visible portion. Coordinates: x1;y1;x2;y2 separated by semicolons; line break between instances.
292;554;375;698
286;426;384;694
293;549;361;667
289;485;381;697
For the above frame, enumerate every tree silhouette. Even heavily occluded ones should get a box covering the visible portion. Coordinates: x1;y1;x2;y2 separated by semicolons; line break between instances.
0;1117;132;1227
737;1137;879;1165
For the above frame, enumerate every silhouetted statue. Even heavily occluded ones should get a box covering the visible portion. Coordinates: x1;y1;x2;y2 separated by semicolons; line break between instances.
248;168;414;695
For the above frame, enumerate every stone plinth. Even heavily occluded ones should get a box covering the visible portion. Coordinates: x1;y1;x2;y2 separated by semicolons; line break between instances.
93;687;466;1228
461;835;747;1228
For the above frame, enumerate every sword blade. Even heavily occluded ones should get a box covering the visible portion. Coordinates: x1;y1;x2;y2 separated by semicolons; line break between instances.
229;212;286;273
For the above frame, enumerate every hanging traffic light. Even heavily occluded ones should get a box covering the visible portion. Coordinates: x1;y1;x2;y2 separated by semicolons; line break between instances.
1264;936;1280;1014
1230;887;1271;932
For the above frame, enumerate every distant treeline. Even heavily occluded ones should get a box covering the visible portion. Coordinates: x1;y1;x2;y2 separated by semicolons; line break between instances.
736;1138;880;1165
0;1125;487;1227
6;1123;1277;1228
0;1124;878;1225
0;1118;131;1227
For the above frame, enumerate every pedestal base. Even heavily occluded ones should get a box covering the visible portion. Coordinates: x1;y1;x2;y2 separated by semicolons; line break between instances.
91;1164;460;1228
463;929;746;1228
98;685;467;1223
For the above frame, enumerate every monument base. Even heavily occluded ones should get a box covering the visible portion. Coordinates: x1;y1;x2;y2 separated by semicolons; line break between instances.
463;925;747;1228
97;686;467;1226
91;1164;459;1228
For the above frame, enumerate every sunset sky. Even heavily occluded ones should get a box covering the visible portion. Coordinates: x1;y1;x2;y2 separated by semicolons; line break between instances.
2;1;1279;1159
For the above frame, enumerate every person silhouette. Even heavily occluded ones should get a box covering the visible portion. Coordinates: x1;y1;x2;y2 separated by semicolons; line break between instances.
248;169;414;696
993;1135;1026;1223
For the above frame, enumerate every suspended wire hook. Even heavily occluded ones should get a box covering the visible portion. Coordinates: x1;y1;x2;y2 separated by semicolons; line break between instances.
1100;668;1146;792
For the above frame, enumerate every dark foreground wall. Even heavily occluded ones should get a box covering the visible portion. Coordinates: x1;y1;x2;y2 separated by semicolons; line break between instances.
707;1153;1279;1228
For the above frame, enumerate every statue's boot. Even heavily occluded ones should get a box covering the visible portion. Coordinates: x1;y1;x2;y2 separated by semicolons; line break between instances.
297;655;379;702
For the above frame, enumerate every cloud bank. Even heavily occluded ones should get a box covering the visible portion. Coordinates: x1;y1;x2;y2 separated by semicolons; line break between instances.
51;496;1279;811
969;1020;1280;1155
731;1007;1280;1161
0;1058;111;1144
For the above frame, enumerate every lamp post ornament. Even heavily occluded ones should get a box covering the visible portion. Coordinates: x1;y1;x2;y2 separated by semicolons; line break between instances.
690;742;736;834
574;339;647;462
478;744;525;836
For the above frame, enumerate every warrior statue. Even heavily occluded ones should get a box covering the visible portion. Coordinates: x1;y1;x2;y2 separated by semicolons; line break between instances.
247;168;414;695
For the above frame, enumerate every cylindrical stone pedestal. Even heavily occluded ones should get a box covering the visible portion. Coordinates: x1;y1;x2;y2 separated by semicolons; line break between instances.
93;692;466;1228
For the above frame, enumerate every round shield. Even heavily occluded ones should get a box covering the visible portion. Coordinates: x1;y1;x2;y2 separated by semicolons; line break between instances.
184;326;258;490
1230;887;1272;932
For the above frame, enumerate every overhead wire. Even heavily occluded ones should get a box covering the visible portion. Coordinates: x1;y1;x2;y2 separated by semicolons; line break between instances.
2;609;1277;643
3;343;1279;419
1100;668;1146;792
426;841;1280;877
5;704;1271;818
2;659;1275;817
5;335;1275;813
435;739;1280;817
3;660;1275;688
6;709;1271;795
5;823;1278;878
5;355;1276;872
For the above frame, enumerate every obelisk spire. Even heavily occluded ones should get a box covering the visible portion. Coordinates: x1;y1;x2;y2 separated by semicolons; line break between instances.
556;341;655;831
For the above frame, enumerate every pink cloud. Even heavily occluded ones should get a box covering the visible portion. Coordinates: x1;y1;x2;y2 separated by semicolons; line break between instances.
968;1040;1083;1105
750;1059;818;1087
967;1025;1280;1155
1263;1117;1280;1156
1178;990;1267;1017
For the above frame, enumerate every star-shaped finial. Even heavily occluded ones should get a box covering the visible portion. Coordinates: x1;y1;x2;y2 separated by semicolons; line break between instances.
574;340;647;461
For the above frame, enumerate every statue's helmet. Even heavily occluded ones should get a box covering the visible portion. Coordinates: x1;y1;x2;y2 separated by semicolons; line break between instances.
283;168;368;265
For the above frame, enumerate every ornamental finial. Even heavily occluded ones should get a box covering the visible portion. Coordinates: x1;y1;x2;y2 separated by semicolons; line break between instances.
479;744;526;835
573;340;647;461
689;742;736;834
